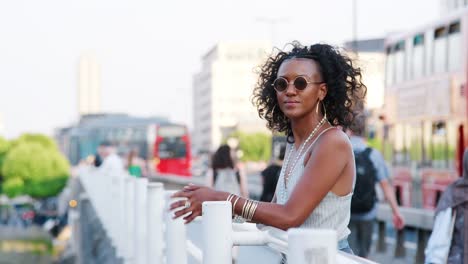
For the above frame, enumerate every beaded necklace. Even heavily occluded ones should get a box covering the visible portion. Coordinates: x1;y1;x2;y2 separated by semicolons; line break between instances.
283;116;327;189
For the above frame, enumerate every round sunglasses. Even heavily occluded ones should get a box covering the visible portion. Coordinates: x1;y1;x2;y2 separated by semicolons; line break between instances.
272;76;324;92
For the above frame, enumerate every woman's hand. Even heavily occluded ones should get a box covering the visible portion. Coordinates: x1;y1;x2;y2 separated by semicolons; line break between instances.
169;185;222;224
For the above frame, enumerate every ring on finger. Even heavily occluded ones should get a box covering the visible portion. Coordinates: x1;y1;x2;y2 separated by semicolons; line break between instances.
184;200;191;209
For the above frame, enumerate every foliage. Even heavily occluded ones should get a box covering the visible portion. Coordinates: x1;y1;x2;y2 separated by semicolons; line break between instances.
228;131;271;162
2;177;25;198
0;136;10;179
2;143;69;182
24;176;69;198
1;134;70;198
367;137;382;152
10;133;58;151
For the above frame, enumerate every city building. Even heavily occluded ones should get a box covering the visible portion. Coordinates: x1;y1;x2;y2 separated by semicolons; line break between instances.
192;41;272;153
78;53;101;116
344;38;386;110
440;0;468;15
343;39;387;154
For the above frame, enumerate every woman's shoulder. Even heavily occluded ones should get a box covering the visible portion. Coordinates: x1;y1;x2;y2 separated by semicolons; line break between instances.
316;127;352;152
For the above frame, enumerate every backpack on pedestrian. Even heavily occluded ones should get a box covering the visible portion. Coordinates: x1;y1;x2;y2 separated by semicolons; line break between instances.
351;147;377;214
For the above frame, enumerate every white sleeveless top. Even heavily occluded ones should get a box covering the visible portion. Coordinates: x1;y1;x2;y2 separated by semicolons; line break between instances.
213;168;241;195
275;128;353;241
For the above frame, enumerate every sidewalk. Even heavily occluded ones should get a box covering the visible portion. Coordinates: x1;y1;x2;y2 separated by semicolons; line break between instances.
367;237;418;264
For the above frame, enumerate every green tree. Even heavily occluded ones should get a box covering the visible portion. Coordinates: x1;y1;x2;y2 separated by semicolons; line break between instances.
229;132;272;162
0;137;10;194
0;136;9;174
10;133;58;151
3;177;25;198
2;138;70;198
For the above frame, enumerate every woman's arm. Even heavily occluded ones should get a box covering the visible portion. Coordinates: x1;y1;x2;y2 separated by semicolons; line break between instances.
172;130;352;229
380;179;405;229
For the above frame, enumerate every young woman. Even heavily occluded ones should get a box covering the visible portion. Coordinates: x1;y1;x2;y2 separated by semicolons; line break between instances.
170;42;366;254
208;144;249;198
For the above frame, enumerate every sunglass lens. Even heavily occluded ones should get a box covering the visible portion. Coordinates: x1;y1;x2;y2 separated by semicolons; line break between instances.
273;78;288;92
294;77;308;90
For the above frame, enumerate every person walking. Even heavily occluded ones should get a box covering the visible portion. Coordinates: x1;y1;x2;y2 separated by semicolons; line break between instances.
425;149;468;264
207;144;249;198
126;149;147;178
346;114;405;258
170;42;367;255
97;141;125;176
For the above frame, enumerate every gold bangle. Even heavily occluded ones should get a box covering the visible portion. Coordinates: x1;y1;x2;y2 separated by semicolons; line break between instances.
247;200;255;220
232;195;241;216
226;194;234;202
248;201;259;221
242;200;253;219
240;198;249;219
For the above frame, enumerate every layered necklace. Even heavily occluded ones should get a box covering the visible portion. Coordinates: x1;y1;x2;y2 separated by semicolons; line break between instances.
283;116;327;189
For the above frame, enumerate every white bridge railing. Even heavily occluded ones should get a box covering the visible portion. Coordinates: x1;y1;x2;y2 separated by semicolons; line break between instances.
76;168;375;264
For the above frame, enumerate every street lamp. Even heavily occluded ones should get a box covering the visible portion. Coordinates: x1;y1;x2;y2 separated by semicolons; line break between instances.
255;17;290;47
352;0;358;52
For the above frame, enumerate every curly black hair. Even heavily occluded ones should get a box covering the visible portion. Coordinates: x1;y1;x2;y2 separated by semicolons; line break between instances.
252;41;366;142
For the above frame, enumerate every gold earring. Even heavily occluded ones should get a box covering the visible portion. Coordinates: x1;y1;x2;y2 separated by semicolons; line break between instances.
316;100;320;114
323;101;327;119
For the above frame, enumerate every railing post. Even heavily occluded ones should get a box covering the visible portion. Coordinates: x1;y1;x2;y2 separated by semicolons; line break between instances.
147;182;164;264
79;193;92;263
288;229;337;264
394;228;406;257
124;177;136;262
69;209;81;264
134;178;148;264
165;191;188;264
116;173;126;259
376;220;386;252
109;174;117;248
415;228;428;263
110;173;124;257
202;201;232;264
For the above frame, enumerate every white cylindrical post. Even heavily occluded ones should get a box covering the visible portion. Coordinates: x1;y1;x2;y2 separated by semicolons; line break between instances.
125;177;136;262
69;210;81;264
134;178;148;264
288;229;337;264
101;173;111;234
147;182;164;264
110;174;119;247
202;201;232;264
116;173;126;258
165;191;187;264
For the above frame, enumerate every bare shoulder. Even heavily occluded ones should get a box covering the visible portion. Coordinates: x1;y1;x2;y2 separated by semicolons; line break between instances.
317;127;352;151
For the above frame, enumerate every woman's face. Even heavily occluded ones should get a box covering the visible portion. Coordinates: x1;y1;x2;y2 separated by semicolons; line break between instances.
275;58;326;120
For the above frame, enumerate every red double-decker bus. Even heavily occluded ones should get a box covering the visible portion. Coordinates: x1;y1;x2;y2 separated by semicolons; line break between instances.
152;124;191;176
57;114;192;177
382;10;468;208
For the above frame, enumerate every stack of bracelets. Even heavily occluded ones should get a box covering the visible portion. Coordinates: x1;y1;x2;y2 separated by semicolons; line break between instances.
226;194;259;223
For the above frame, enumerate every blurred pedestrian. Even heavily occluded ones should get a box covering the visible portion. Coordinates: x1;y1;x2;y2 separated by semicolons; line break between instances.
346;114;404;258
97;141;125;176
170;42;366;255
260;145;285;202
93;152;103;167
126;149;147;178
207;144;249;198
425;149;468;264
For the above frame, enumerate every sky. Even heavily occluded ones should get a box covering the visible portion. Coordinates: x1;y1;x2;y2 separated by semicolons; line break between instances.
0;0;439;139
